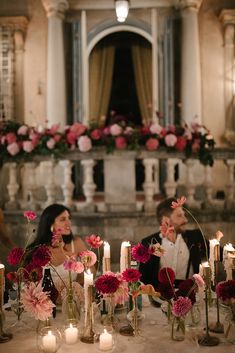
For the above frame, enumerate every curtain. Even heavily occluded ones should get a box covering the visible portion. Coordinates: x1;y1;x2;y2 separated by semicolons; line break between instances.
89;44;115;124
132;43;152;124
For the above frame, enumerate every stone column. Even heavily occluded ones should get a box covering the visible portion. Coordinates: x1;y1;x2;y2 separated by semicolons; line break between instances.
219;10;235;144
180;0;202;124
42;0;68;128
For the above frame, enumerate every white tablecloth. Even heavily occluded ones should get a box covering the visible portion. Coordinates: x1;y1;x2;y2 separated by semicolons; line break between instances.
1;299;234;353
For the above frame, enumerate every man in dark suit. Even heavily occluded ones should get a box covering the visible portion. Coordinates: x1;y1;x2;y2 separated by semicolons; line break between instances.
139;197;207;291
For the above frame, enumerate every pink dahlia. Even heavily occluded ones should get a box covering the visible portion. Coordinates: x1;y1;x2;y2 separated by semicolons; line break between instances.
63;257;84;273
193;274;205;288
80;250;97;267
7;247;24;266
172;296;192;317
85;234;103;249
95;273;120;294
158;267;175;285
131;243;150;263
23;210;37;222
21;282;55;321
122;268;141;283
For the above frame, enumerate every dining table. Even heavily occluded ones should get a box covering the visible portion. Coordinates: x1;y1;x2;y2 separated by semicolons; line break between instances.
1;296;234;353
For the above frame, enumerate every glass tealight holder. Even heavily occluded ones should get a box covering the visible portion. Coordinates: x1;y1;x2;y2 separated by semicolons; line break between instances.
98;326;115;352
37;325;62;353
62;319;79;345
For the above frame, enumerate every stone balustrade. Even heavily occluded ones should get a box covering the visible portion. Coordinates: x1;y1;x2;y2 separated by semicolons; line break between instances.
0;147;235;213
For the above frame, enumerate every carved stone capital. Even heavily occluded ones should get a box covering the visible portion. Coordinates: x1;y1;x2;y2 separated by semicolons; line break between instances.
176;0;202;11
0;16;28;33
219;9;235;26
41;0;69;19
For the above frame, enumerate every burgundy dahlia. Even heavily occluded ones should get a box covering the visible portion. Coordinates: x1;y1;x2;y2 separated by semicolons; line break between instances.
122;268;141;283
131;243;150;263
32;245;51;267
7;247;25;266
157;282;175;300
216;280;235;303
95;273;120;294
158;267;175;285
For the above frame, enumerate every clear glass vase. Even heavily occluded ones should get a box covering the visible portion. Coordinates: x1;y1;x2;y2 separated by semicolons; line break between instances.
224;303;235;344
171;316;185;341
185;303;201;327
8;286;31;332
61;288;80;322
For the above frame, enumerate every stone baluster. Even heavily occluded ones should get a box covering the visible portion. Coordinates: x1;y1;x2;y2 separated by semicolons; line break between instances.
24;162;38;210
225;159;235;207
204;165;213;206
81;159;96;211
59;160;75;208
184;159;199;208
5;162;19;209
164;158;179;197
41;160;56;206
142;158;158;213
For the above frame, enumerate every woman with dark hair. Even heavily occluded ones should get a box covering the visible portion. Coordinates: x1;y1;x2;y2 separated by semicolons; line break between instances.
28;203;88;284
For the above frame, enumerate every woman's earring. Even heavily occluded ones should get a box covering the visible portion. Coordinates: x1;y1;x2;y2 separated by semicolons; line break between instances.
50;225;54;233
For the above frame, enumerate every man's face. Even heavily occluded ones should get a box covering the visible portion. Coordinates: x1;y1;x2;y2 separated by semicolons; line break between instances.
169;206;188;234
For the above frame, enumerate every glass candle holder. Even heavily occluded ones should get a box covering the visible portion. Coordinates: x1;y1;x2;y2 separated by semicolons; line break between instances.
62;319;79;345
37;325;62;353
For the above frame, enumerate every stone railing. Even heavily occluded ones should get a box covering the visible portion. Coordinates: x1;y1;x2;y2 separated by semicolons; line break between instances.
0;148;235;213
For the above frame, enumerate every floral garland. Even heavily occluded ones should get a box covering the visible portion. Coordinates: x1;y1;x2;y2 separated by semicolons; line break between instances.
0;119;215;166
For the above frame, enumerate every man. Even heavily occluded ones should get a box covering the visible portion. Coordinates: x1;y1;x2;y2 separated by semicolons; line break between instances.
139;197;207;291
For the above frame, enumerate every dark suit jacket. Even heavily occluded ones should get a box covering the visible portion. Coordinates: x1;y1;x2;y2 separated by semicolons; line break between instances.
139;229;208;289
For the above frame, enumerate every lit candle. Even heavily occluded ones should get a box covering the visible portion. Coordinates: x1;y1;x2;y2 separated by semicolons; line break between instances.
120;241;131;273
65;323;78;345
0;264;5;308
104;241;110;258
99;329;113;351
84;269;94;286
42;330;56;353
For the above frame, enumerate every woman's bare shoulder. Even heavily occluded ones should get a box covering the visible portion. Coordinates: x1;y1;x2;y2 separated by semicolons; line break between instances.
73;236;87;253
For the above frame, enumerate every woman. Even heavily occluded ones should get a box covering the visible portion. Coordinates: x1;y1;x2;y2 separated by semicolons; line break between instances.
28;203;89;285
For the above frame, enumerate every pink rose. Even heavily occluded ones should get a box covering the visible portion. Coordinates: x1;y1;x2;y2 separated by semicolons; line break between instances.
149;123;163;135
115;136;127;150
5;132;17;144
17;125;28;135
66;131;77;145
175;136;187;151
78;136;92;152
110;124;122;136
124;127;133;135
70;122;87;137
145;138;159;151
49;124;60;134
29;133;40;147
54;134;61;142
7;142;20;156
23;141;34;153
103;127;110;135
165;133;177;147
46;138;56;149
90;129;102;140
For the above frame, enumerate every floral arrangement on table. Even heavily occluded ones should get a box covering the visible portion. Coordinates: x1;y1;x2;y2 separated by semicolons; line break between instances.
0;119;215;166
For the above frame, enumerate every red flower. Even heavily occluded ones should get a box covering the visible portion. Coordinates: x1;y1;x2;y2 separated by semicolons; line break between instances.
171;196;186;209
175;136;187;151
176;278;196;304
145;138;159;151
23;211;37;222
157;282;175;300
7;247;25;266
115;136;127;150
158;267;175;285
216;280;235;303
122;268;141;283
32;245;51;267
6;271;18;282
90;128;102;140
95;273;120;294
131;243;150;263
24;263;43;282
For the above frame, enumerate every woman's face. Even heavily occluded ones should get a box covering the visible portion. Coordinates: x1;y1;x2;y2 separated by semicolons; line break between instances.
53;210;71;235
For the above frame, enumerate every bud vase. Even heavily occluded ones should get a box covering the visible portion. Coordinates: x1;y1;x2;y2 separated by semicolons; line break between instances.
101;296;117;329
171;316;185;341
62;288;80;322
224;303;235;344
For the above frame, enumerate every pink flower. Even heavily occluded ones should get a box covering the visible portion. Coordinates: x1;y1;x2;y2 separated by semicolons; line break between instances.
49;124;60;134
192;139;200;153
17;125;28;135
7;247;25;266
171;196;187;209
7;142;20;156
149;123;163;135
110;124;122;136
115;136;127;150
70;122;87;137
112;283;129;305
124;127;133;135
95;272;120;294
175;136;187;151
160;216;175;238
192;274;205;288
149;243;166;257
85;234;103;249
24;211;37;222
5;132;17;144
46;138;56;149
23;140;34;153
21;282;55;321
158;267;175;285
90;129;102;140
80;250;97;267
172;296;192;317
29;133;40;147
66;131;77;145
78;136;92;152
131;243;150;263
164;133;177;147
51;229;64;247
145;138;159;151
122;268;141;283
63;257;84;273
